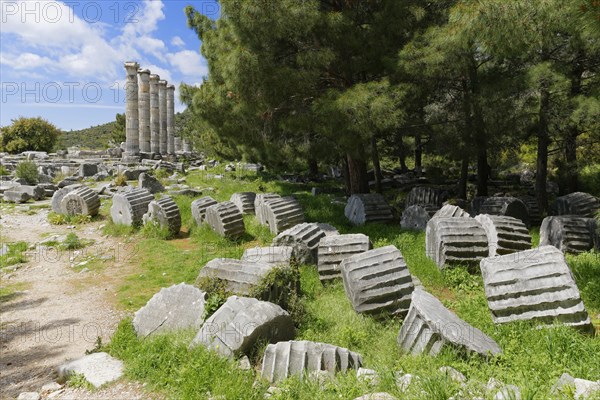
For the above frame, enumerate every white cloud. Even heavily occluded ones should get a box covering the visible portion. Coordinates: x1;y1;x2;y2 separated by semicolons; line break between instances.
167;50;207;78
0;52;53;70
171;36;185;48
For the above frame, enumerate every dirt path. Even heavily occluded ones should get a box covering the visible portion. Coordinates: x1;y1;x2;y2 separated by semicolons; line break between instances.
0;207;145;399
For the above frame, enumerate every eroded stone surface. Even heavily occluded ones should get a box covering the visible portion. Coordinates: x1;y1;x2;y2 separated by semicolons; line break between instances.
475;214;531;257
60;186;101;217
318;234;371;281
273;222;339;264
554;192;600;218
230;192;257;215
205;201;245;238
110;188;154;226
142;196;181;236
479;197;530;227
425;217;488;268
57;352;123;388
242;246;294;267
540;216;599;254
191;196;218;225
345;194;393;226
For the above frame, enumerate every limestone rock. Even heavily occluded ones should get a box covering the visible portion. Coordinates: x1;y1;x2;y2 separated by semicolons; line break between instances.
17;393;40;400
3;188;31;203
133;283;206;338
261;197;305;234
518;195;542;226
260;340;362;383
397;288;501;357
57;352;123;388
400;205;431;231
554;192;599;218
425;217;489;268
480;246;593;332
20;185;46;201
479;197;530;227
433;204;470;219
110;188;154;226
553;373;600;399
190;296;294;358
273;222;339;264
51;184;83;213
143;196;181;236
79;163;98;177
138;172;164;194
340;245;414;317
318;234;371;281
205;201;245;238
60;186;101;216
191;196;218;225
540;216;598;254
242;246;294;267
475;214;531;256
230;192;257;215
254;193;281;224
354;394;396;400
405;186;448;208
345;194;394;226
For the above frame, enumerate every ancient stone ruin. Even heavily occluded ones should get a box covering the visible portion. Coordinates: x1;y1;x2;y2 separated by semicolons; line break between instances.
133;283;206;338
400;205;432;231
478;196;530;227
142;196;182;236
59;186;101;217
230;192;257;215
404;186;448;209
190;296;295;359
475;214;531;257
272;222;339;264
425;217;489;268
340;245;414;317
241;246;294;267
260;197;305;234
433;204;470;219
317;234;371;281
540;216;599;254
205;201;245;238
345;193;394;226
553;192;600;218
260;340;363;383
480;246;594;333
110;188;154;226
191;196;219;225
397;288;501;357
254;193;281;224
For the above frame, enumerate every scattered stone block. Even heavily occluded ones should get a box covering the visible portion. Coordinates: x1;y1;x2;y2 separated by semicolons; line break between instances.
340;245;414;317
133;283;206;338
79;163;98;177
345;194;394;226
110;188;154;226
397;288;501;357
260;340;362;383
354;394;397;400
3;188;31;203
554;192;600;218
552;373;600;399
255;193;281;224
540;216;599;254
57;177;81;188
191;196;218;225
230;192;256;215
433;204;470;219
494;385;521;400
480;246;594;332
17;393;40;400
425;217;489;268
143;196;181;236
439;366;466;383
138;172;164;194
51;184;83;213
400;205;431;231
190;296;294;358
205;201;245;238
261;197;305;234
57;352;123;388
518;195;542;226
60;186;101;217
479;197;530;227
405;186;449;208
273;222;339;264
242;246;294;267
317;234;371;281
20;185;45;201
475;214;531;256
357;368;380;385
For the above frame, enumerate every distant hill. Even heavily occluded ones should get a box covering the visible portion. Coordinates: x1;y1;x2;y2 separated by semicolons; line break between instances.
56;120;117;150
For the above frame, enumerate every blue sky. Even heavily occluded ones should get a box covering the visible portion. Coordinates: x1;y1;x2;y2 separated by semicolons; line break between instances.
0;0;218;130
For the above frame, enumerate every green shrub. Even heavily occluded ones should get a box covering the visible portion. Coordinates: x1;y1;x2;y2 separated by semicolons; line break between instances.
0;241;28;268
61;233;84;250
154;168;170;180
140;221;172;240
0;165;9;176
114;172;127;186
195;276;232;319
48;212;92;225
580;164;600;196
15;161;39;184
0;116;61;153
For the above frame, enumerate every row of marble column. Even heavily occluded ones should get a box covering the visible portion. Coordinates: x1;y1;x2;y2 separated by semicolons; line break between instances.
124;61;191;158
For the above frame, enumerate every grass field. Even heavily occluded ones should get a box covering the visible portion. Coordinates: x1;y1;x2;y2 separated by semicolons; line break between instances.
100;168;600;400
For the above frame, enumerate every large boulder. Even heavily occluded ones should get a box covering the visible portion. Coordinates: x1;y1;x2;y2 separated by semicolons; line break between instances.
190;296;295;358
79;163;98;177
397;288;501;357
425;217;489;268
57;352;123;388
20;185;46;201
480;246;593;333
340;245;414;317
133;283;207;338
475;214;531;257
317;234;371;281
261;340;362;383
3;187;31;203
345;194;394;226
110;188;154;226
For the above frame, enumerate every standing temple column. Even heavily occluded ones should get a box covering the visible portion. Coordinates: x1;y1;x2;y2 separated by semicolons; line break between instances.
158;80;168;155
174;136;182;152
166;84;175;155
183;139;192;153
149;74;160;154
138;69;151;153
124;61;140;158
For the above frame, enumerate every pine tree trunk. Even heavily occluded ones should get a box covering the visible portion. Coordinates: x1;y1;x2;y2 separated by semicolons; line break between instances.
565;130;578;193
347;153;369;194
536;85;550;214
458;156;469;200
414;131;422;175
308;157;319;179
371;134;382;193
342;157;351;196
